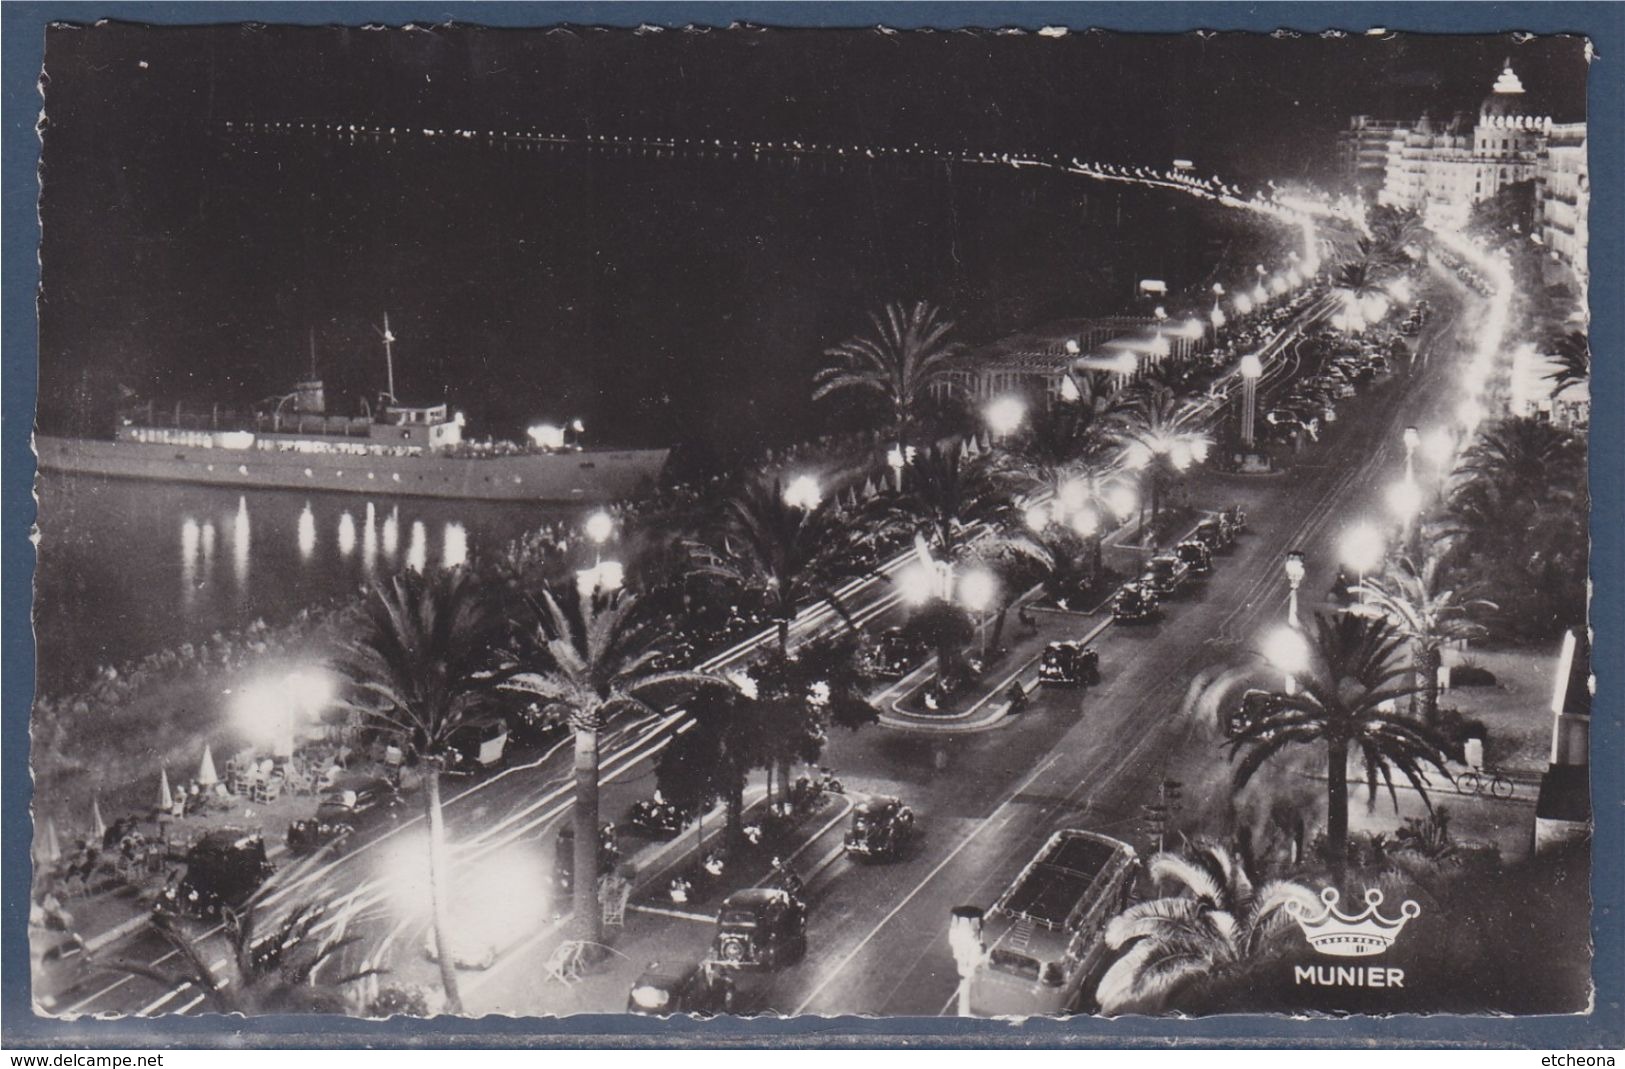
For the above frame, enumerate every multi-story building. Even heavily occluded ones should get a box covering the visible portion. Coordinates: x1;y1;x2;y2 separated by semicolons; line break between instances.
1337;116;1408;200
1538;122;1589;289
1362;62;1586;291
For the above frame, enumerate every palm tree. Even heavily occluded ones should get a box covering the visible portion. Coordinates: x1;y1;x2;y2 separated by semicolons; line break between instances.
884;446;1008;562
687;478;859;656
1368;205;1425;255
501;588;728;942
338;567;498;1012
1111;385;1209;537
1360;532;1495;725
1227;612;1450;876
1097;839;1317;1014
814;300;963;448
1006;446;1128;586
1543;331;1590;397
103;902;376;1015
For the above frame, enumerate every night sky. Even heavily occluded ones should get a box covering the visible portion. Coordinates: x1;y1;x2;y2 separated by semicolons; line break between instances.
36;22;1588;448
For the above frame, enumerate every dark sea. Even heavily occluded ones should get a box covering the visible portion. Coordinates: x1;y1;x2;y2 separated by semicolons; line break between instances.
34;136;1292;693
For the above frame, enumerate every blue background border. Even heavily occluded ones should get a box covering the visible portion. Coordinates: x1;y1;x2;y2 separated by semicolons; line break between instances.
4;1;1621;1048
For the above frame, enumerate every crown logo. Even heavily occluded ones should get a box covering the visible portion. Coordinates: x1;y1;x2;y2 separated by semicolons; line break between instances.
1287;888;1420;957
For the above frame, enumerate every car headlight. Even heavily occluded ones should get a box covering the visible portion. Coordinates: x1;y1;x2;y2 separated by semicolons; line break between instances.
631;985;671;1010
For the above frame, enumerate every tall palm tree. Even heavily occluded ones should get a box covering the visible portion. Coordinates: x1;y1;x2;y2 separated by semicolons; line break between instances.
1543;331;1590;397
1330;260;1388;310
1111;385;1209;535
814;300;963;448
104;902;376;1015
1227;612;1450;876
1360;533;1495;725
1006;445;1128;585
501;589;728;942
1368;205;1425;255
687;478;859;656
1096;839;1316;1014
885;446;1008;562
339;567;498;1012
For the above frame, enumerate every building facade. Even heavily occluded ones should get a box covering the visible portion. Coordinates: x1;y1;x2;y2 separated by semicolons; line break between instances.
1538;121;1589;289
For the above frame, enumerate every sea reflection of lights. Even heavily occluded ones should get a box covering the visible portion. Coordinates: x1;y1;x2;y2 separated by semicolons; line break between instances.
362;503;378;571
406;520;427;573
382;507;400;557
338;512;357;557
181;518;199;604
444;522;469;569
297;502;317;560
232;496;251;587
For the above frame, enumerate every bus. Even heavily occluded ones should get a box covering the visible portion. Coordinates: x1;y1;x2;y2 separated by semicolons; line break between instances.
967;830;1139;1016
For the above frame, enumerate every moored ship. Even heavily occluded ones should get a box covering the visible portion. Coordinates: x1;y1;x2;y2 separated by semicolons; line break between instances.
37;317;669;503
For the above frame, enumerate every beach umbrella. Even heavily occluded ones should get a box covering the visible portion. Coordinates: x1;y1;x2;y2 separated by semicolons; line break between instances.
862;477;878;501
845;486;860;511
158;769;173;813
91;796;107;840
35;818;62;866
965;435;981;458
197;745;219;788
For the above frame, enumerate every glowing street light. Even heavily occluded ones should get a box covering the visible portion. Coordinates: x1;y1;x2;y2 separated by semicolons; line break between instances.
1239;353;1263;447
1284;550;1306;628
960;568;998;657
948;905;987;1017
1251;283;1268;305
1105;484;1138;521
783;475;822;511
1071;506;1100;539
1263;625;1310;696
585;510;614;546
1024;502;1051;533
985;396;1027;438
1423;427;1455;468
1341;524;1384;605
1457;398;1485;432
897;562;944;606
1387;478;1423;526
1402;425;1421;482
1234;293;1255;317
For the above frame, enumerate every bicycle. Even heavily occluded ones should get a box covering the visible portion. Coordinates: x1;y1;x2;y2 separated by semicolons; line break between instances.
1455;768;1515;800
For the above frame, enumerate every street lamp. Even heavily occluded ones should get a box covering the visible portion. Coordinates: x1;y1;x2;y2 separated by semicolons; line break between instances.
959;569;998;658
1024;502;1051;533
985;396;1027;439
948;906;986;1017
1239;353;1263;447
1341;524;1384;606
1234;293;1255;317
887;445;907;493
1263;625;1310;696
1387;478;1423;527
1423;427;1455;469
783;475;822;511
1284;551;1306;628
585;509;614;549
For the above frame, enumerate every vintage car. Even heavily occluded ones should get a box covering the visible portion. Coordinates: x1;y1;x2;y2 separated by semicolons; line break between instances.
1111;582;1161;623
843;796;916;861
286;779;404;856
445;720;511;777
1039;641;1102;687
1175;539;1214;576
627;796;690;840
1193;517;1233;552
711;888;808;970
869;627;928;680
1227;689;1288;738
627;960;738;1016
1141;554;1191;597
156;829;275;920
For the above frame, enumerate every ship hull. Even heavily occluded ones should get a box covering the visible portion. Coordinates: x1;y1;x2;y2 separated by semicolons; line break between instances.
34;436;669;503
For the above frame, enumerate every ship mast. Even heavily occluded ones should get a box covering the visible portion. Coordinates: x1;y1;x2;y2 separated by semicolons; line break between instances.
378;312;397;404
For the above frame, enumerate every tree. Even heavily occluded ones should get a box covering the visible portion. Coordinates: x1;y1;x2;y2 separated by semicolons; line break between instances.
1096;839;1317;1014
1367;204;1425;256
1360;532;1495;725
1543;331;1590;398
1330;260;1388;305
902;597;977;681
103;902;376;1015
501;588;729;942
687;478;859;656
1111;385;1209;534
338;567;499;1012
1447;418;1587;638
884;446;1013;562
1227;613;1450;877
1004;446;1128;587
814;300;963;448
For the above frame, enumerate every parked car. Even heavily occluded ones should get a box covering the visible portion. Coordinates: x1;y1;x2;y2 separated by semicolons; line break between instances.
868;627;927;680
286;779;405;857
1039;641;1102;686
628;797;689;840
1194;517;1233;552
157;829;274;920
445;720;510;777
844;796;916;861
627;960;738;1016
1141;554;1191;597
1227;689;1288;738
1366;355;1391;375
1111;582;1161;623
711;888;808;970
1175;539;1214;576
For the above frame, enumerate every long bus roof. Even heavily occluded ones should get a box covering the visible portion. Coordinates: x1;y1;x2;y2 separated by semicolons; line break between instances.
988;828;1131;929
